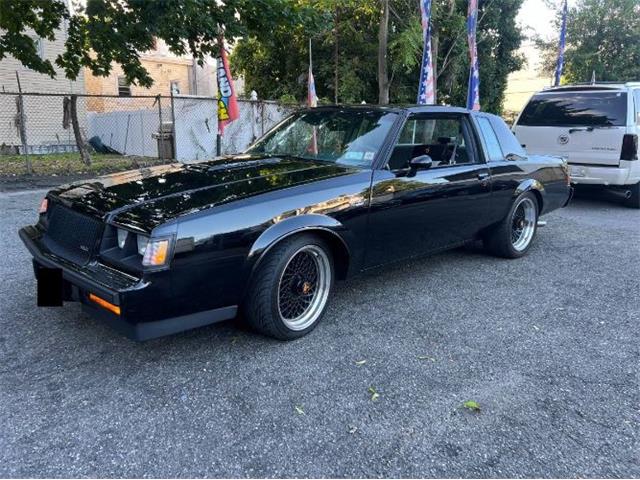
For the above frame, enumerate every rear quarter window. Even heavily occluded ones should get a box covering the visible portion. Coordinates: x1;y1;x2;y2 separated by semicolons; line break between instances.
517;91;628;127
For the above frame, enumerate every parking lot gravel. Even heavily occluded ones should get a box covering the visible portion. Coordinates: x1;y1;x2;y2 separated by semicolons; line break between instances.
0;188;638;478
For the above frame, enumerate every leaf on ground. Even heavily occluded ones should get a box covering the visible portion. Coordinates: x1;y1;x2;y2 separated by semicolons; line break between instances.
462;400;481;412
355;359;367;366
368;386;380;402
417;355;436;362
231;336;240;344
348;425;358;434
294;405;305;415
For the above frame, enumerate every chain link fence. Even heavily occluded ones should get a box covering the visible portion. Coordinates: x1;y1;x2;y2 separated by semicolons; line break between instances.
0;91;295;173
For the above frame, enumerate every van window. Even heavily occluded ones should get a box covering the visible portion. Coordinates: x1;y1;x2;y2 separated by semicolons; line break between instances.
634;90;640;125
518;91;628;127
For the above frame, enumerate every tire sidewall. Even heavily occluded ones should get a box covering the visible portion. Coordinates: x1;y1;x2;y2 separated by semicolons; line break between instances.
506;192;539;258
266;235;335;339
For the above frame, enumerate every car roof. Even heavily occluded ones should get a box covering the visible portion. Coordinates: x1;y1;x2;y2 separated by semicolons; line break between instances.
539;82;640;93
298;104;473;114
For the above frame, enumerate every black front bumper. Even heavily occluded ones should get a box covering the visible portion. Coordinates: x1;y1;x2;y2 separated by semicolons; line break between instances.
19;225;237;341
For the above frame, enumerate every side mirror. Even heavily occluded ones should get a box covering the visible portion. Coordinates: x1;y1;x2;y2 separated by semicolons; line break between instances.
409;155;433;171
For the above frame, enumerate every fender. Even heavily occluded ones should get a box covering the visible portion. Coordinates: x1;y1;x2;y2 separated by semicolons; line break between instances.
246;214;352;277
514;178;546;213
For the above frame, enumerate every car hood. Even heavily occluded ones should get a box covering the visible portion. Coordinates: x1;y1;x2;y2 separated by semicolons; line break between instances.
50;155;358;232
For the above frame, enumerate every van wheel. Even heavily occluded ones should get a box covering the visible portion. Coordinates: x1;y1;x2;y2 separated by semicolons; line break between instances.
244;234;334;340
484;192;539;258
624;182;640;209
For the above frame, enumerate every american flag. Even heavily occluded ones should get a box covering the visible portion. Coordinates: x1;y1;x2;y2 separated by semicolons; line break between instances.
554;0;568;87
466;0;480;111
308;39;318;108
417;0;435;105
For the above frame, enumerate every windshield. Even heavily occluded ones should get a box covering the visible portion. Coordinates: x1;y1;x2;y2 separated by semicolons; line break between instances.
517;91;628;127
247;109;398;168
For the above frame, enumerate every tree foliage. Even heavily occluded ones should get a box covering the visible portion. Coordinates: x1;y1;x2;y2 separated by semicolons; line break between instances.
0;0;310;87
536;0;640;83
233;0;525;113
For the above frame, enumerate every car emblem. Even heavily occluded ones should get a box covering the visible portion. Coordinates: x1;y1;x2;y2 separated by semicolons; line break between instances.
558;134;570;145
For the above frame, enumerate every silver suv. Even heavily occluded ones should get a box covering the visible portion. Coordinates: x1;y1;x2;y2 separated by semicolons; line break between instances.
513;82;640;208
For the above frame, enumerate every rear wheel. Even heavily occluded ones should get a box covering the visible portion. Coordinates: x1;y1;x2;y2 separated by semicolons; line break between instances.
624;182;640;209
484;192;539;258
244;234;334;340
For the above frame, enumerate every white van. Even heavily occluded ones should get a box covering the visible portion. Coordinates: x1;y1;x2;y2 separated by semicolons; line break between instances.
513;83;640;208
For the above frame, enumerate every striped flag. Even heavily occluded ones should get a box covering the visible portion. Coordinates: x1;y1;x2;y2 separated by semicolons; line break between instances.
216;38;239;135
308;39;318;108
554;0;568;87
417;0;435;105
466;0;480;111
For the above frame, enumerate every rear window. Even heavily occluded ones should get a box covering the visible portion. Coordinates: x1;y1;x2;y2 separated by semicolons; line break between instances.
517;91;628;127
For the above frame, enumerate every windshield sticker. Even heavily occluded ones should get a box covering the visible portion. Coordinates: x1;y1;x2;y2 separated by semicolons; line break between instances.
345;151;364;160
364;152;375;161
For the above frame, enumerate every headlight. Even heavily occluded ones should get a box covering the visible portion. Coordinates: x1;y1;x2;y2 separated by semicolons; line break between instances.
137;234;149;255
142;239;170;267
117;228;128;248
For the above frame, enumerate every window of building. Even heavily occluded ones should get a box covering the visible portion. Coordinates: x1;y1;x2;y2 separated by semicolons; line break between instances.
117;76;131;97
170;80;181;95
23;36;44;69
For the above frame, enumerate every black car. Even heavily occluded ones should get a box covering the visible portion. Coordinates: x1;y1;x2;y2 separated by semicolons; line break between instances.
19;106;572;341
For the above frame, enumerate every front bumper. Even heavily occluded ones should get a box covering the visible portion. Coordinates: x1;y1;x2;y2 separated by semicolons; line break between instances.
19;225;237;341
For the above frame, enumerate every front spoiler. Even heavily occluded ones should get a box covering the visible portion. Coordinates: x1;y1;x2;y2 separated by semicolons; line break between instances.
19;225;237;341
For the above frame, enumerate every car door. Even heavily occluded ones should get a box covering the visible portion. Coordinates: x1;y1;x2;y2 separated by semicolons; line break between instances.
364;112;492;268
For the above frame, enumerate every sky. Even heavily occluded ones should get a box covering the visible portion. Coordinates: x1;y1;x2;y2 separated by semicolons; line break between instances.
516;0;578;41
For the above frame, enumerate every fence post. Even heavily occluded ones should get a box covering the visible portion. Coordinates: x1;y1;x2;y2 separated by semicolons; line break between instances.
15;72;32;174
156;94;165;160
170;90;177;161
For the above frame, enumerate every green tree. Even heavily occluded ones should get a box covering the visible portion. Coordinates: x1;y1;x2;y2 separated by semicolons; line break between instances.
0;0;311;87
233;0;524;113
536;0;640;83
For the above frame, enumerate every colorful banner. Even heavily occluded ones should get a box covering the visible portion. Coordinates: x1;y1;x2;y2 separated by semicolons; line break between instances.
217;40;239;135
417;0;435;105
554;0;568;87
308;39;318;108
466;0;480;111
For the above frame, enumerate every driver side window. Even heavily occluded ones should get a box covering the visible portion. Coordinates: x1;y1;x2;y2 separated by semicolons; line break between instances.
387;115;474;171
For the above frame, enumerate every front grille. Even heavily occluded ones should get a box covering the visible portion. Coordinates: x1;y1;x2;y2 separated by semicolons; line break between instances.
42;203;103;264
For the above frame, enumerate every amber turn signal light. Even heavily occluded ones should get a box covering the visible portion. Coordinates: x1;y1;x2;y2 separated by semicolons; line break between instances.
89;293;121;316
142;239;170;267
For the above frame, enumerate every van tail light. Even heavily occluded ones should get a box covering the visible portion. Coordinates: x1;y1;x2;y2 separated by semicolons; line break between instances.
621;134;638;161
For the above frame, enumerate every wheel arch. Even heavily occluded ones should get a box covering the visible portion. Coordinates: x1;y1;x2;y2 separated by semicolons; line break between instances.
515;179;545;214
247;214;352;282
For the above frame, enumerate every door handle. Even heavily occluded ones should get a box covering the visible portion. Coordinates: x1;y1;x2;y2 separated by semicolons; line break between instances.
477;172;490;180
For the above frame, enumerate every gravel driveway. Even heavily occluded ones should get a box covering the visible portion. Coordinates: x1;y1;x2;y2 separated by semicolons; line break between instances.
1;188;638;478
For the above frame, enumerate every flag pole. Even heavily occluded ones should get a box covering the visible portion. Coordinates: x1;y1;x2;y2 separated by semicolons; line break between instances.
554;0;568;87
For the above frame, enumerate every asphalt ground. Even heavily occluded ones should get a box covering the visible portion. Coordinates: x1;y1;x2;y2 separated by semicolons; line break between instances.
0;188;638;478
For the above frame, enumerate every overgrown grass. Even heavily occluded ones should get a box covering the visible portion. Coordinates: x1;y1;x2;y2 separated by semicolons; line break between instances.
0;153;173;177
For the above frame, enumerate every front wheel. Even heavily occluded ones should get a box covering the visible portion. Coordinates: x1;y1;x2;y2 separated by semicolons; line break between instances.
243;234;334;340
484;192;539;258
